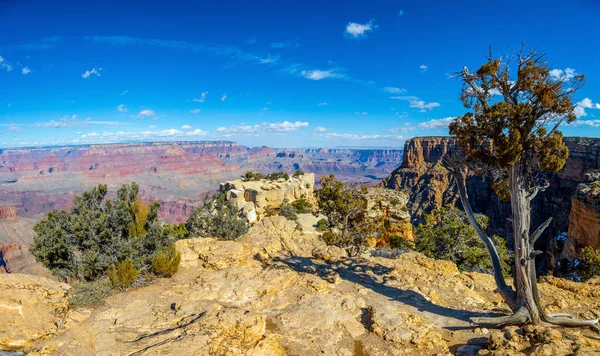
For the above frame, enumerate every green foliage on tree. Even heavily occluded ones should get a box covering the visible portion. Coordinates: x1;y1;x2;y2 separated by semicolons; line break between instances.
107;258;139;290
266;171;290;181
152;244;181;277
186;192;249;240
316;174;382;255
579;247;600;281
415;207;512;275
30;182;179;283
293;169;305;178
278;201;298;221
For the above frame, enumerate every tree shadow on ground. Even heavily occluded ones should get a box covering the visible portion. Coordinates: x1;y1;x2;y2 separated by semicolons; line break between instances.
271;255;503;327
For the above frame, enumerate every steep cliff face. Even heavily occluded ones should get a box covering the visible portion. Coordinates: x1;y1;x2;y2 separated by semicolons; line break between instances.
0;206;18;222
381;136;600;265
562;172;600;260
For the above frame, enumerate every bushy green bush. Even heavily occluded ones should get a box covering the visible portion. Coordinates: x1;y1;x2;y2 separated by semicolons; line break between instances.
415;206;512;275
186;192;249;240
30;183;179;282
292;170;305;177
389;235;414;252
152;244;181;277
290;194;312;214
579;246;600;280
243;171;265;181
265;172;290;181
107;258;139;290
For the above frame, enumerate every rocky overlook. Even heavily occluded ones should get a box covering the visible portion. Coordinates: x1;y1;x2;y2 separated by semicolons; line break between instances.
2;216;600;355
380;136;600;266
220;173;315;223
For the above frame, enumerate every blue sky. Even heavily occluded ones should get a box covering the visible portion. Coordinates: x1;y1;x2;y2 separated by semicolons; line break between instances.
1;0;599;148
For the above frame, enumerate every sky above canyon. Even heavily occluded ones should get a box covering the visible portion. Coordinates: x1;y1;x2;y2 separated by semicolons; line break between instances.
0;0;599;148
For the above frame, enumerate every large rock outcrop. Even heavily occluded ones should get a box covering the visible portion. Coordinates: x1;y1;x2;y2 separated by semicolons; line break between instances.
12;216;600;355
562;172;600;260
220;173;315;223
365;188;413;245
0;274;71;351
380;136;600;266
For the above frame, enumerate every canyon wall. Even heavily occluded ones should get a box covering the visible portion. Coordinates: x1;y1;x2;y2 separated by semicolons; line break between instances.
562;172;600;260
380;136;600;268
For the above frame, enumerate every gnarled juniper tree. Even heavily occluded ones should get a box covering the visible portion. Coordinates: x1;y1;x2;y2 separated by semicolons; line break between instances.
446;45;598;330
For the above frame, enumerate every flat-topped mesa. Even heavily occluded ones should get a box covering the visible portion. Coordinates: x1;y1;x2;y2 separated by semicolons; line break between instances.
562;172;600;260
220;173;315;223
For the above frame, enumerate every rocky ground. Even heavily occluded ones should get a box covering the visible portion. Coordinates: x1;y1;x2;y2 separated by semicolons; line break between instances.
2;216;600;355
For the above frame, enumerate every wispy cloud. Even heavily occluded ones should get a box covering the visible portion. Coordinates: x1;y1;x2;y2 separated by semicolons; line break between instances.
313;126;327;133
121;90;129;96
391;95;440;111
383;87;406;94
316;131;403;141
318;102;329;106
418;117;455;129
301;69;341;81
181;125;192;129
355;112;368;116
137;109;156;118
33;115;125;128
79;128;209;143
271;38;300;48
345;20;377;38
398;10;404;17
82;67;102;79
0;55;13;72
1;36;62;52
216;121;309;135
419;64;428;73
117;104;128;113
190;109;201;114
221;93;228;101
192;92;208;103
21;67;31;75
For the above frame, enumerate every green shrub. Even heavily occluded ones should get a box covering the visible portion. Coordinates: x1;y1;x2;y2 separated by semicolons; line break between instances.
107;258;140;290
186;192;249;240
579;246;600;280
415;206;512;275
266;171;290;181
70;278;114;307
152;244;181;277
164;223;189;239
279;202;298;221
293;170;305;177
290;194;312;214
316;218;329;232
389;235;413;251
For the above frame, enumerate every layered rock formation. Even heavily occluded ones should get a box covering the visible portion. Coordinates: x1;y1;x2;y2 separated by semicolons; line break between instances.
0;206;18;222
5;216;600;355
220;173;315;223
563;172;600;260
365;188;413;245
381;136;600;266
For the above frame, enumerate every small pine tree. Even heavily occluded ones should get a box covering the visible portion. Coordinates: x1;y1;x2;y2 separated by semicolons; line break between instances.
107;258;139;290
152;244;181;277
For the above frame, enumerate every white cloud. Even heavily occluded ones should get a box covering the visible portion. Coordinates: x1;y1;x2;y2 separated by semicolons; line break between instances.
192;92;208;103
345;20;376;38
419;64;428;72
190;109;201;114
391;96;440;112
573;98;600;118
314;126;327;133
549;68;576;81
221;93;228;101
187;128;208;136
317;132;403;141
318;102;329;106
261;107;269;112
137;109;156;118
149;125;156;128
117;104;128;113
21;67;31;75
0;55;13;72
121;90;129;96
216;121;309;135
354;112;368;116
271;38;300;48
181;125;192;129
82;67;102;79
301;69;341;81
418;117;455;129
398;10;404;17
383;87;406;94
8;123;20;132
